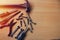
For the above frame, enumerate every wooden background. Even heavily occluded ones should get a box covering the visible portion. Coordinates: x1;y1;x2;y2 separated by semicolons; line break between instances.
0;0;60;40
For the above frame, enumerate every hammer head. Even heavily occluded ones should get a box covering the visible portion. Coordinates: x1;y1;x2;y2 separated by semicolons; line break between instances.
25;0;31;13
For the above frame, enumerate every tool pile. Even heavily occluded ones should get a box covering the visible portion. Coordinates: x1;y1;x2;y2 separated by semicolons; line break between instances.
0;0;36;40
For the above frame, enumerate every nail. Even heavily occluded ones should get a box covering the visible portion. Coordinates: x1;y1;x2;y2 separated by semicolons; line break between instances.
16;13;23;20
19;13;23;18
20;20;22;27
27;18;29;25
29;18;36;25
27;14;36;25
31;20;36;25
23;20;26;27
29;23;33;33
10;26;20;37
15;29;24;39
22;16;29;25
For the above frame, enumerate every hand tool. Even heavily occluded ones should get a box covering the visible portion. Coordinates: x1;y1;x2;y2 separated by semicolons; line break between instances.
0;11;21;27
0;10;18;18
8;19;17;36
0;0;31;13
17;28;29;40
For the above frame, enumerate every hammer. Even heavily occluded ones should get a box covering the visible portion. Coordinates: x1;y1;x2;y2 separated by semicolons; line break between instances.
0;0;31;13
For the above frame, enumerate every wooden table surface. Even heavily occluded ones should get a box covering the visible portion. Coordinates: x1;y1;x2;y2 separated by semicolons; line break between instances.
0;0;60;40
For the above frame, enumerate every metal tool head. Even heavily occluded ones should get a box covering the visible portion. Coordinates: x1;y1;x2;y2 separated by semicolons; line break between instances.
25;0;31;13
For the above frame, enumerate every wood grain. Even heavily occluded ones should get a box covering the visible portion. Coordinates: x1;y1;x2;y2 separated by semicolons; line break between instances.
0;0;60;40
